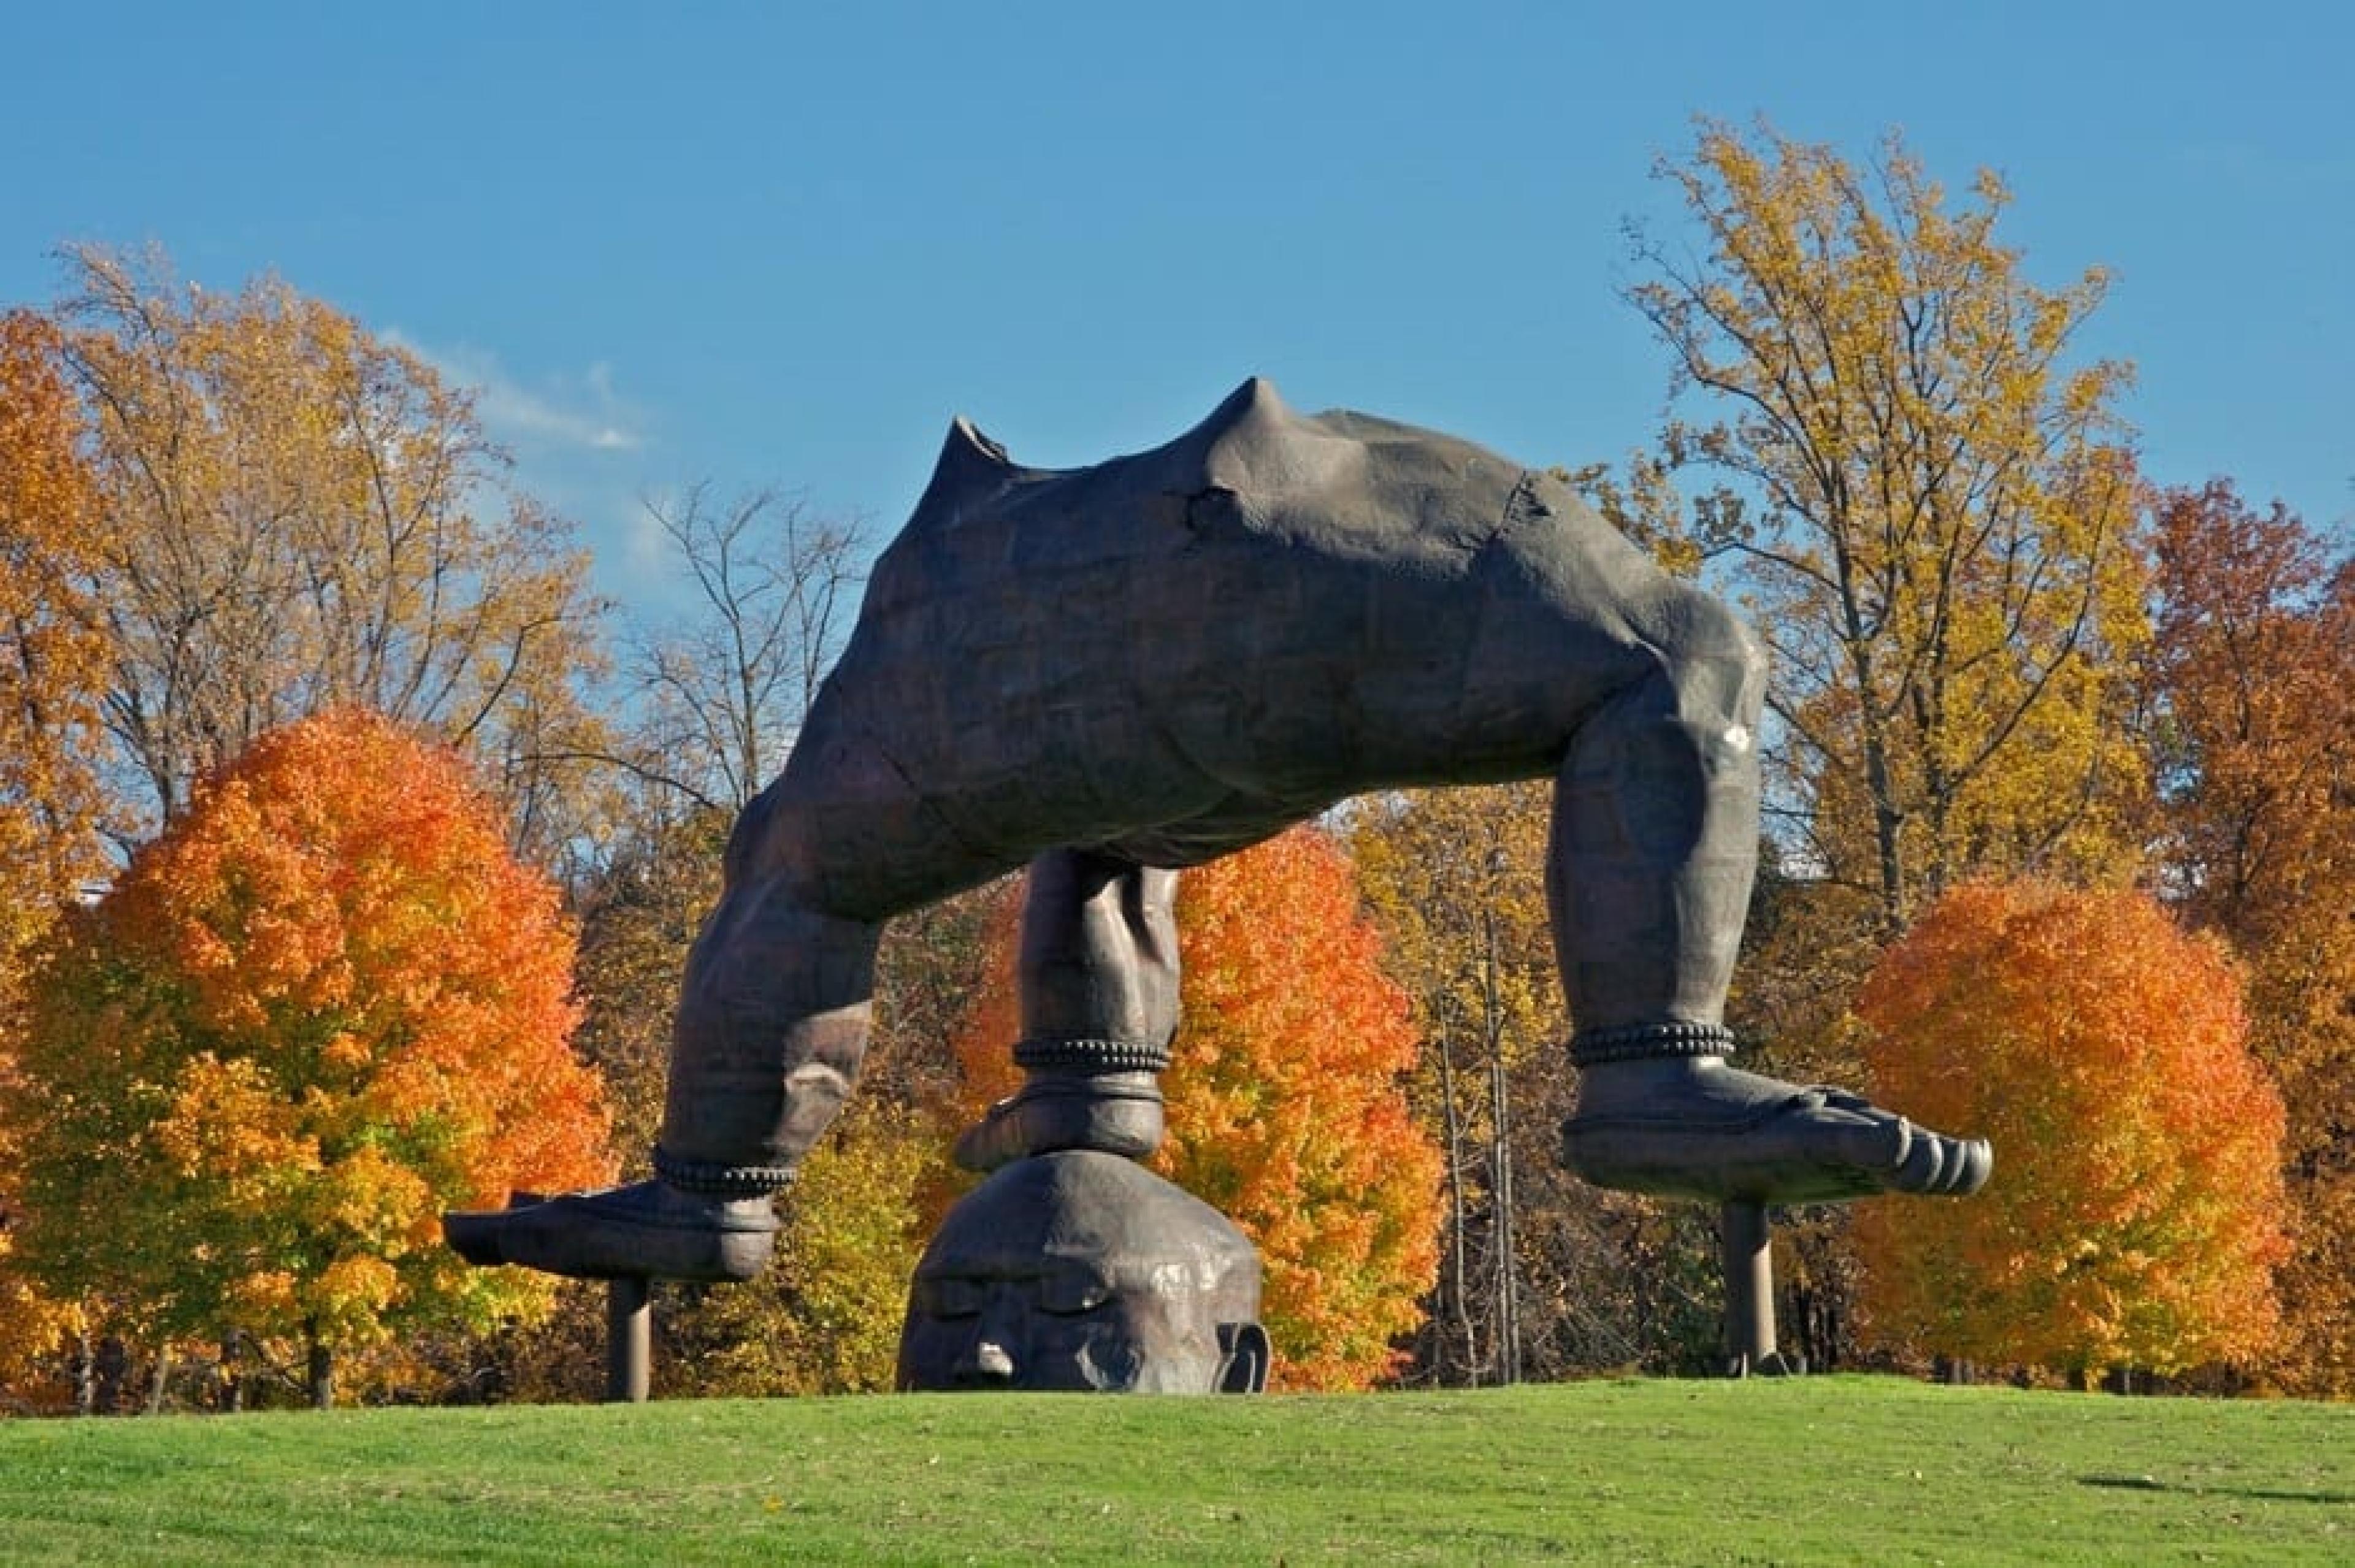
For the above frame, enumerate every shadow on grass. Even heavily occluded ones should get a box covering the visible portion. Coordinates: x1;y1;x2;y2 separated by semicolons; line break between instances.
2080;1475;2355;1507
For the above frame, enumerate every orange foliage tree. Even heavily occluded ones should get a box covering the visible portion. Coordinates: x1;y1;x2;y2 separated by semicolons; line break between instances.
0;308;113;1409
951;828;1442;1391
1851;880;2286;1380
0;310;110;964
2145;480;2355;1393
2;708;611;1407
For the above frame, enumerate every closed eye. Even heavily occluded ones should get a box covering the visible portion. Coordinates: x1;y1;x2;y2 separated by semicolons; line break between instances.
916;1279;984;1320
1037;1271;1114;1316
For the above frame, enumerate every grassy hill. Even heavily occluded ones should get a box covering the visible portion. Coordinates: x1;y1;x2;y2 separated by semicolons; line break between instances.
1;1376;2348;1564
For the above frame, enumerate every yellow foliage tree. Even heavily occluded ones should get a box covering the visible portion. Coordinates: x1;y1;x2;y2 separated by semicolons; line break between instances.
661;1098;943;1397
0;310;109;975
52;245;609;858
1603;123;2156;1371
1350;782;1559;1382
1620;120;2149;928
0;310;113;1410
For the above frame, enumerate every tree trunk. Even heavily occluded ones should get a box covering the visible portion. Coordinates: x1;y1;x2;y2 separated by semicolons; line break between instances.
1488;1046;1518;1385
1864;730;1907;930
145;1344;173;1415
1482;908;1520;1385
1788;1274;1839;1372
217;1330;244;1412
305;1327;335;1410
94;1334;129;1414
71;1327;94;1417
1434;1024;1478;1386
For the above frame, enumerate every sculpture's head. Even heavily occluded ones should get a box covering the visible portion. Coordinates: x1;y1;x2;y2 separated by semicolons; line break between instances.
897;1150;1268;1394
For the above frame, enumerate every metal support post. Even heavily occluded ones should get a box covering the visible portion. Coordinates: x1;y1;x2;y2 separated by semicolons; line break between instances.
607;1275;652;1402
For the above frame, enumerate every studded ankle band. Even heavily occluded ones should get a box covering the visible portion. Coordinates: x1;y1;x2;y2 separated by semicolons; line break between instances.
653;1147;795;1198
1012;1035;1174;1074
1569;1022;1737;1068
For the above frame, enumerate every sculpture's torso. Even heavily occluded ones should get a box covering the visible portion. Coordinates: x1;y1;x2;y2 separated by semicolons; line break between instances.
787;381;1686;878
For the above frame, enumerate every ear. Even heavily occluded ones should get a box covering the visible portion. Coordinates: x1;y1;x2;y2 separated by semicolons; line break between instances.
1201;375;1289;433
1216;1321;1271;1394
1188;377;1288;470
912;414;1015;518
1188;376;1352;494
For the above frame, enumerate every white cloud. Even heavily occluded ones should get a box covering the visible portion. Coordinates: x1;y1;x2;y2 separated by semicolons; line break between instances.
383;331;677;619
386;332;645;456
623;481;685;575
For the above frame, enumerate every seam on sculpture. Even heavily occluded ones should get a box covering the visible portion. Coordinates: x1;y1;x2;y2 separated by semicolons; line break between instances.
863;728;1006;876
1498;468;1547;538
1181;486;1240;541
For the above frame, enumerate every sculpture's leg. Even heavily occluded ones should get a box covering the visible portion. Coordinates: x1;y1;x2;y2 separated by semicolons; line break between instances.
445;881;891;1280
1552;587;1990;1204
447;729;1016;1280
955;849;1179;1172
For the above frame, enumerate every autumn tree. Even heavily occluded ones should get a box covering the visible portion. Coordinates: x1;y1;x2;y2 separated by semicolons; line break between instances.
51;244;610;859
1351;782;1553;1383
0;310;117;1412
2;708;613;1408
0;310;110;982
1352;785;1752;1381
2144;480;2355;1394
951;829;1444;1391
0;1040;83;1412
1852;880;2286;1382
1617;120;2148;930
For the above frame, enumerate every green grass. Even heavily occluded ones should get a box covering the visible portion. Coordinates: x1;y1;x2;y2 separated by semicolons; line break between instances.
0;1377;2348;1564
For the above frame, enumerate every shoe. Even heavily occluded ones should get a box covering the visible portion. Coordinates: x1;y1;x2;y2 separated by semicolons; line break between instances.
442;1180;779;1282
1561;1057;1993;1205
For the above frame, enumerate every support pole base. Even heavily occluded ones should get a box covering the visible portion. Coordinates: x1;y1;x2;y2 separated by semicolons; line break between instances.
607;1275;653;1403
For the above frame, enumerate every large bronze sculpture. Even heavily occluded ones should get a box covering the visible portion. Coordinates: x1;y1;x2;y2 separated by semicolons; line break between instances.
448;378;1988;1305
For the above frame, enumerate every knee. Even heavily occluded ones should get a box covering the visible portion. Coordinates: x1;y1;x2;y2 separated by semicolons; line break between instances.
1563;586;1763;854
1653;583;1766;735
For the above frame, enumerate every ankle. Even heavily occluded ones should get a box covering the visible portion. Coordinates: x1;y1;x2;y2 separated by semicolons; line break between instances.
1013;1067;1164;1103
651;1147;796;1199
1013;1034;1174;1074
1569;1021;1736;1069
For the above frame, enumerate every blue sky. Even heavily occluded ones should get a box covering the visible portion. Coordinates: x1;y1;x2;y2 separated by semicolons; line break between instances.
4;2;2346;619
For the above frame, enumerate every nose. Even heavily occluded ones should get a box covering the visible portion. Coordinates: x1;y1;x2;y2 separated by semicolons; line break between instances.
950;1287;1026;1386
955;1339;1015;1385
